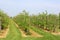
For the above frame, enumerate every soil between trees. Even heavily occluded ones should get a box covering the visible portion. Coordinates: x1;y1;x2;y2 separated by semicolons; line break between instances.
14;21;43;37
0;27;9;38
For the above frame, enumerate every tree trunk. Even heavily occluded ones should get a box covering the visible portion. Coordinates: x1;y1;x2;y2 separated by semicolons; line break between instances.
0;21;1;30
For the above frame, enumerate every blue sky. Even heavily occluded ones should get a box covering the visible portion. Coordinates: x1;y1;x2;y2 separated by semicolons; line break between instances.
0;0;60;17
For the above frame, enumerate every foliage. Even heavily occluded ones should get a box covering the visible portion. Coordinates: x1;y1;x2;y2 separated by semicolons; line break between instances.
13;10;59;32
0;10;9;30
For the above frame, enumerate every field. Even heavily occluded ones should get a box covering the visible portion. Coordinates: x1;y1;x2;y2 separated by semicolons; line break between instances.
0;10;60;40
0;19;60;40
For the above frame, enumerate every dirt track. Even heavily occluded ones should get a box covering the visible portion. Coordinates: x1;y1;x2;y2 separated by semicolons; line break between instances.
0;28;9;38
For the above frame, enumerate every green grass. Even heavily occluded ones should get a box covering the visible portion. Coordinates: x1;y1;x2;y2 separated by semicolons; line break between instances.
29;26;60;40
0;20;60;40
0;20;22;40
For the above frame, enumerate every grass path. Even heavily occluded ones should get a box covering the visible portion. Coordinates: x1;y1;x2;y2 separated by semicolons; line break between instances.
30;26;60;40
0;20;22;40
